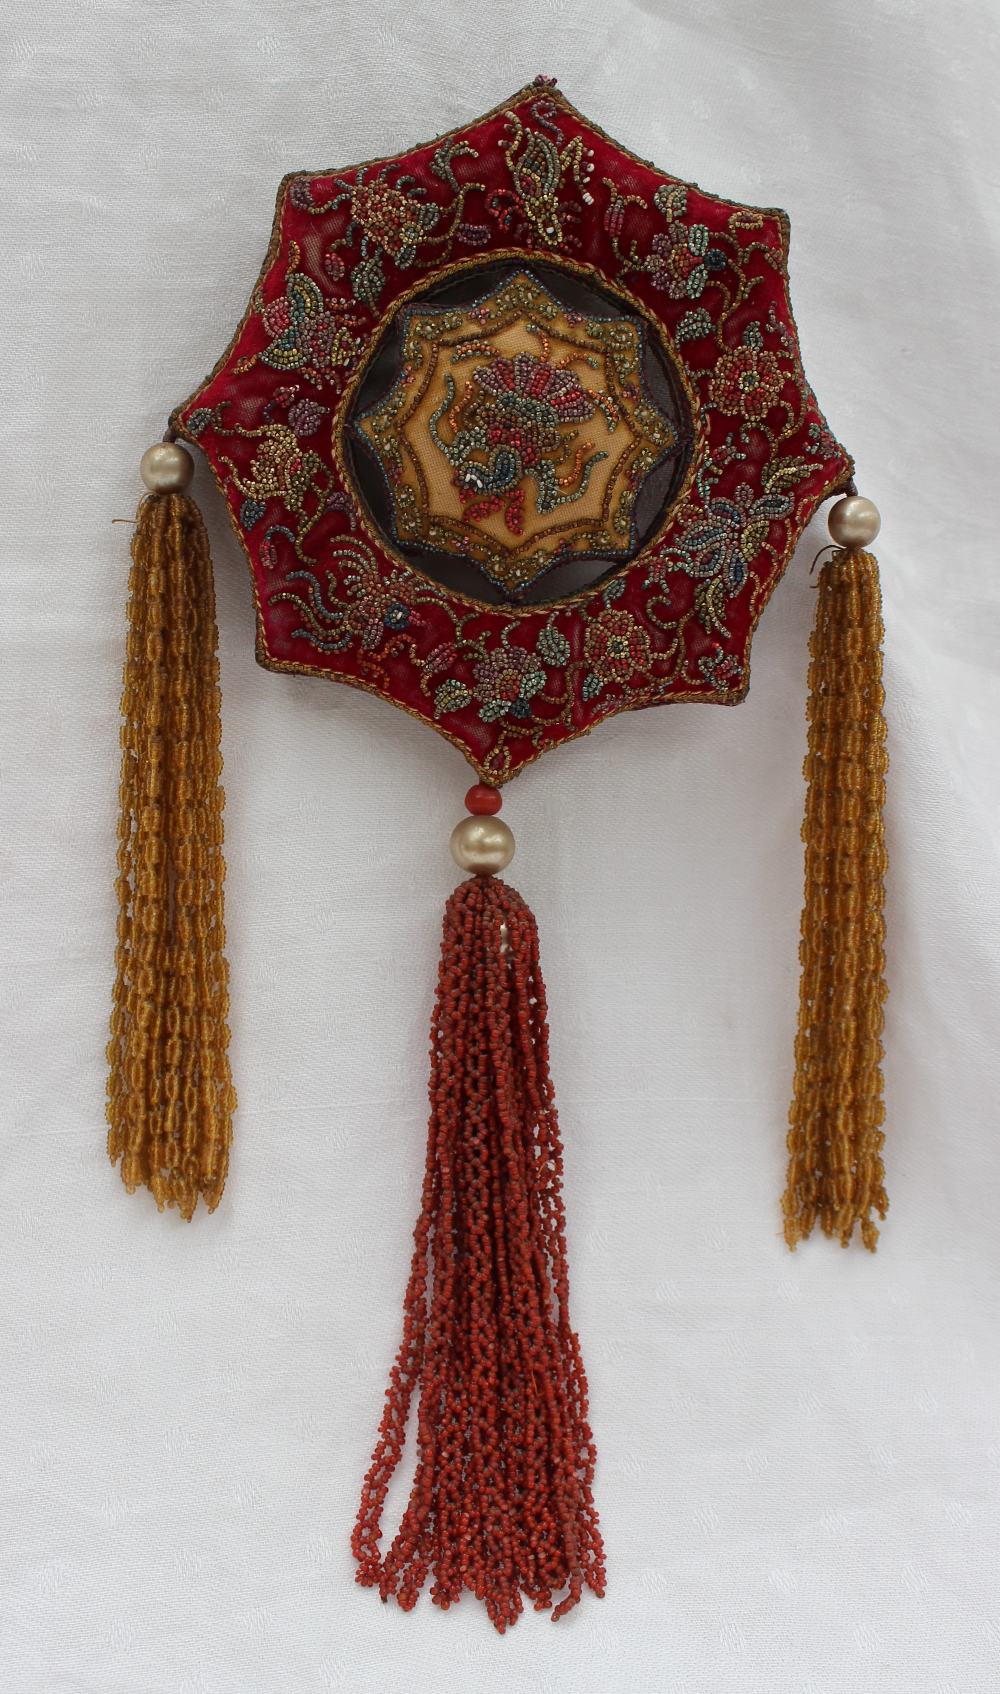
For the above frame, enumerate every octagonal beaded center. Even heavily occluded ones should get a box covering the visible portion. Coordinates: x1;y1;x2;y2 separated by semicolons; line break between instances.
347;266;689;600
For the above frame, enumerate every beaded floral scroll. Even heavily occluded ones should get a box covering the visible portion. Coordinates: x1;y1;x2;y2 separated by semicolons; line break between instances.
172;77;852;782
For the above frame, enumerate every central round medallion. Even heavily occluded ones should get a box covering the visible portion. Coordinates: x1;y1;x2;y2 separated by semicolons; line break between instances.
345;265;691;604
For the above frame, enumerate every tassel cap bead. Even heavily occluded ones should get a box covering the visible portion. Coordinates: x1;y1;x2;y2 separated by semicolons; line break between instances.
828;494;881;550
140;440;195;494
450;815;515;876
465;783;503;816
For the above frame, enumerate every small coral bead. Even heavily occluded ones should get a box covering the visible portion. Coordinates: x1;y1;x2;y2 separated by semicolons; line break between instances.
465;783;503;816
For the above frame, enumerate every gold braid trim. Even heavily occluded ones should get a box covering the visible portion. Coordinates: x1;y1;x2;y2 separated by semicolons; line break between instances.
106;492;235;1218
783;548;889;1250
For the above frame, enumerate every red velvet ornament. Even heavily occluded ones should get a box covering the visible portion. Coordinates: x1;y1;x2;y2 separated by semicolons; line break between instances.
172;76;851;787
109;74;887;1641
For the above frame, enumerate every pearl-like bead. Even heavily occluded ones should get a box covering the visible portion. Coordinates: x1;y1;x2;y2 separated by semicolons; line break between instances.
140;440;195;494
450;815;515;877
828;494;881;550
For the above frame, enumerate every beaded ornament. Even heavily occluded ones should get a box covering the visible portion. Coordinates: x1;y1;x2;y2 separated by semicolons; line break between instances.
107;77;890;1634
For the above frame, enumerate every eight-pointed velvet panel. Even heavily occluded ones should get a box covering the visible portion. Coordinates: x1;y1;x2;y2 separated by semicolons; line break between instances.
172;78;852;783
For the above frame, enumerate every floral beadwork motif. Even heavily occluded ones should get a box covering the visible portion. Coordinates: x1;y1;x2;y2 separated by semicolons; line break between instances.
584;606;652;690
258;267;364;383
354;270;677;594
267;538;429;653
490;98;595;248
708;322;785;420
172;79;852;783
288;143;489;309
604;179;728;302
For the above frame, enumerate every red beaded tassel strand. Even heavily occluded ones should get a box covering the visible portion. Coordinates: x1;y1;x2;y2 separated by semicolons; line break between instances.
352;786;605;1632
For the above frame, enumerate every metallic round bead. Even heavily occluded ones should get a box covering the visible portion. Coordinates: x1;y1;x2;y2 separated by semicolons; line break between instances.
828;494;881;550
140;440;195;494
449;814;515;877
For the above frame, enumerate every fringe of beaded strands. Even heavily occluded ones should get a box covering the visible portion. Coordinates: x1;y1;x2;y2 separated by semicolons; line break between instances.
106;491;235;1219
352;876;605;1631
783;547;889;1250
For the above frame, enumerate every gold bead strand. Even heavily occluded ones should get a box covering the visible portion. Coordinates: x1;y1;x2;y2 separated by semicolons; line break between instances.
783;495;889;1250
106;443;236;1218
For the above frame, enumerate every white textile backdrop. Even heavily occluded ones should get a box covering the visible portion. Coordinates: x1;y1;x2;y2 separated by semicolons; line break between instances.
3;3;999;1690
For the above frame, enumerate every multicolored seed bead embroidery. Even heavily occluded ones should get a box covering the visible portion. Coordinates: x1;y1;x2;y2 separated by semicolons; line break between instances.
354;270;677;594
173;78;852;783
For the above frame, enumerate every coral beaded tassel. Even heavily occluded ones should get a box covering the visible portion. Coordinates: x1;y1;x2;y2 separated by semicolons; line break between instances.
352;846;605;1630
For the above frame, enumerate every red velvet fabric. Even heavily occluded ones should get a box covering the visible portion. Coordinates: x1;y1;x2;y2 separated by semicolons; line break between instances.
173;78;851;783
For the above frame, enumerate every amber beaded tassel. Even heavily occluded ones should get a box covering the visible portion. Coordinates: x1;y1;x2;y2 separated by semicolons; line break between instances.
783;495;889;1250
353;789;605;1630
106;443;235;1219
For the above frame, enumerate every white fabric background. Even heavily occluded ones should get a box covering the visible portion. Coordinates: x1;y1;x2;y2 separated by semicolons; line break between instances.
3;3;999;1690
